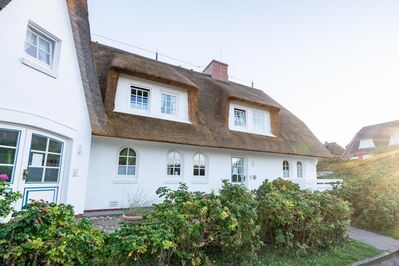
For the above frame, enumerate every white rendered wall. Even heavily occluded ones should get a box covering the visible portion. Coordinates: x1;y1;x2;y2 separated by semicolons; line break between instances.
0;0;92;213
114;75;190;123
86;136;318;210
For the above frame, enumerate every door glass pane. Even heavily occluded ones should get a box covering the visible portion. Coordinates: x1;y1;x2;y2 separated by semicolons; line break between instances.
31;135;47;151
0;148;16;164
0;130;19;146
29;152;45;167
46;154;60;167
44;169;59;182
0;166;13;182
48;140;62;153
26;167;43;182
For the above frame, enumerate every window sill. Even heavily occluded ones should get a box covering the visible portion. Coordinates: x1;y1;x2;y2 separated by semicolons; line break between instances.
21;57;57;78
113;178;138;184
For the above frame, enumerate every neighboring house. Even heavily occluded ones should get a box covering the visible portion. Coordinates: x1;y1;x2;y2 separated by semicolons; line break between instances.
324;142;345;157
341;120;399;160
0;0;330;214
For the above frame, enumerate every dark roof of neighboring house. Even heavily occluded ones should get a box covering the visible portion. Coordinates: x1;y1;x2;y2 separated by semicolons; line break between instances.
341;120;399;160
324;142;345;156
0;0;12;10
66;0;330;158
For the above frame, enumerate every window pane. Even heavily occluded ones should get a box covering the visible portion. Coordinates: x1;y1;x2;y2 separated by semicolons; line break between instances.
118;166;126;175
167;167;173;175
0;148;16;164
193;168;199;176
38;50;50;65
0;129;19;147
26;30;37;44
128;157;136;166
199;168;205;176
127;166;135;175
29;152;45;167
25;42;37;58
39;37;50;53
174;167;180;175
46;154;60;167
120;148;128;156
31;135;47;151
44;168;59;182
48;140;62;153
119;156;127;166
26;167;43;183
0;166;13;182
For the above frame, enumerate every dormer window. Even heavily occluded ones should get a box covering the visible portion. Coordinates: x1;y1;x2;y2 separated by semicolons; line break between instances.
229;102;273;136
359;139;375;150
389;135;399;146
234;108;247;127
161;92;177;116
131;86;150;111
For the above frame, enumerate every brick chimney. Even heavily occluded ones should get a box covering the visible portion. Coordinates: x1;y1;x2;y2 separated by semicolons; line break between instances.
202;60;229;81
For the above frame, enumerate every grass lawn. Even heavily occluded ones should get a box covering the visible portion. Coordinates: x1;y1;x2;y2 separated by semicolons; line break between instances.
380;228;399;240
253;240;380;266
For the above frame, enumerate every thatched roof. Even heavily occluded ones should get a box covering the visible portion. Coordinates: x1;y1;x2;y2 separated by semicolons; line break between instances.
0;0;12;10
341;120;399;160
67;0;330;158
324;142;344;156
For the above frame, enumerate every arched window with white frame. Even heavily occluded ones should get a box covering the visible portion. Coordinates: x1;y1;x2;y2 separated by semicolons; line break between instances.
193;153;206;177
118;148;136;176
297;161;303;178
283;160;290;178
167;151;182;176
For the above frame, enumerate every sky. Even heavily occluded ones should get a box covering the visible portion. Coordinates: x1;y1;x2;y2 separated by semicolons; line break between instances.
88;0;399;148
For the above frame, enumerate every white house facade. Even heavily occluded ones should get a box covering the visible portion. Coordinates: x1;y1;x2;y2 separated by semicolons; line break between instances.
0;0;331;214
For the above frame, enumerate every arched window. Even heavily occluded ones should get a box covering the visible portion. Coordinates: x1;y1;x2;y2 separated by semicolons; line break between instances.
118;148;136;176
167;151;181;176
193;153;206;176
297;161;303;178
283;160;290;178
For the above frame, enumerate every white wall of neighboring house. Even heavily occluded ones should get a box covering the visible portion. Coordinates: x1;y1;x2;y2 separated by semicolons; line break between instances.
0;0;92;213
85;136;318;210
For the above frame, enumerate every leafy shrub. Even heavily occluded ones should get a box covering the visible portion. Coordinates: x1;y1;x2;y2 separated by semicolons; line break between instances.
0;174;21;218
256;178;351;253
331;153;399;232
0;201;104;265
104;183;259;265
219;180;261;262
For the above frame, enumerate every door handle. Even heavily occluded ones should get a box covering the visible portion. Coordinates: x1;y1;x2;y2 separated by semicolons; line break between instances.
22;169;29;180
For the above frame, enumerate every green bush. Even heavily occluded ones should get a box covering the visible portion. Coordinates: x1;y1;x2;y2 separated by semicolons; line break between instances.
219;180;261;262
0;201;105;265
256;178;351;253
0;174;21;218
104;183;260;265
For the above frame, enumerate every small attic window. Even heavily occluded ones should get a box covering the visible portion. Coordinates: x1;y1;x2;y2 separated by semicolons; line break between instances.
389;135;399;146
131;86;150;111
359;139;375;150
234;108;246;127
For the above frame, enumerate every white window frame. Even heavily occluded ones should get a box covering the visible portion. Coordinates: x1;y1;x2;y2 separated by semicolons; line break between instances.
193;152;207;177
358;139;375;150
116;147;137;177
253;111;264;131
283;160;290;178
296;161;304;178
234;108;247;127
0;128;21;183
231;156;246;184
166;151;182;177
21;21;61;78
161;91;178;117
130;86;151;111
389;135;399;146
